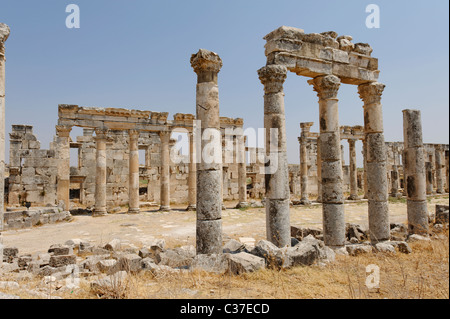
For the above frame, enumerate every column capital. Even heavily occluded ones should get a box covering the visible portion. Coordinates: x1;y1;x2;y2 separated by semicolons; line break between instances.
258;64;287;94
129;129;139;140
0;23;10;57
159;130;171;142
191;49;223;75
300;122;314;132
308;75;341;100
358;82;385;104
94;128;108;140
55;125;72;137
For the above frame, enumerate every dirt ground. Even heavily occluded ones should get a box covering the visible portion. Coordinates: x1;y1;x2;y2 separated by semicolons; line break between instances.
3;196;449;255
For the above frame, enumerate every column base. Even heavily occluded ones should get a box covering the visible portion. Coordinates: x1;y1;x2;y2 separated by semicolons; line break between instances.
347;194;360;201
185;204;196;211
300;198;311;205
128;208;140;214
235;202;249;209
159;205;171;212
93;209;108;217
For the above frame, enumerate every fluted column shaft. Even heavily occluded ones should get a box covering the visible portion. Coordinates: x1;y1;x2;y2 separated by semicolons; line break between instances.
359;82;390;243
94;129;108;216
128;130;140;213
309;75;345;248
159;131;171;211
191;49;223;254
403;109;428;235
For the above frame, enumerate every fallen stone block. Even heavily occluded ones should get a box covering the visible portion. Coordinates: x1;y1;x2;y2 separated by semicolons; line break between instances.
18;255;33;270
227;252;265;275
374;242;396;254
191;254;229;274
252;240;286;268
407;234;431;242
49;255;76;268
116;254;142;273
3;247;19;263
49;245;73;256
104;238;121;251
157;249;194;268
285;242;318;267
223;239;247;254
346;244;373;256
97;259;118;274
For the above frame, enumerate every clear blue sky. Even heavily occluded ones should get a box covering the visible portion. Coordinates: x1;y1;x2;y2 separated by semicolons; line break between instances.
1;0;448;166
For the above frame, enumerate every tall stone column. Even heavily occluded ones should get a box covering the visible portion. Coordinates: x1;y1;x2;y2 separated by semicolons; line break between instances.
186;131;197;211
348;139;359;200
299;122;313;205
426;162;433;195
362;139;368;199
94;128;108;216
316;138;322;202
391;165;401;198
445;150;449;193
128;130;140;214
309;75;345;248
0;23;10;260
358;82;390;243
258;65;290;248
159;131;171;212
191;49;223;254
55;125;72;211
403;109;428;235
435;145;444;194
236;133;248;208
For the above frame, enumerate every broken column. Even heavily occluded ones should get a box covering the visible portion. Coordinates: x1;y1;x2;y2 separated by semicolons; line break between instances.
93;128;108;216
299;122;313;205
348;138;359;200
236;133;248;208
128;130;140;214
358;82;390;243
435;145;444;194
55;125;72;211
402;109;428;235
0;23;10;260
258;65;290;248
191;49;223;254
186;131;196;211
159;131;171;212
309;75;345;248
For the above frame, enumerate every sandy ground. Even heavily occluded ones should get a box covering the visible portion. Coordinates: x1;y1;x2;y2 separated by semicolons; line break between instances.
3;197;449;255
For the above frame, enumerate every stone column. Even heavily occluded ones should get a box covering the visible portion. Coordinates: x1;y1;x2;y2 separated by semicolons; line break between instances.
236;133;248;208
186;131;197;211
309;75;345;248
258;65;290;248
0;23;10;260
426;162;433;195
55;125;72;211
362;139;369;199
128;130;140;214
445;150;449;193
348;139;359;200
435;145;444;194
159;131;171;212
300;122;313;205
94;128;108;216
191;49;223;254
358;82;390;243
391;165;401;198
403;109;428;235
316;138;322;202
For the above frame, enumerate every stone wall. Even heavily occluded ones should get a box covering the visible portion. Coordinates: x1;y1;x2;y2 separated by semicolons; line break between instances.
3;207;70;230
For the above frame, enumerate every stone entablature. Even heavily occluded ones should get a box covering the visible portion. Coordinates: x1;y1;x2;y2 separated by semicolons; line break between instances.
264;26;379;85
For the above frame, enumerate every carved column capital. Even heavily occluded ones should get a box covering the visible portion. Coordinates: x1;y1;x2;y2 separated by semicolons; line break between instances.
308;75;341;100
190;49;223;75
0;23;10;61
94;128;108;140
258;64;287;94
129;129;139;140
55;125;72;138
358;82;385;104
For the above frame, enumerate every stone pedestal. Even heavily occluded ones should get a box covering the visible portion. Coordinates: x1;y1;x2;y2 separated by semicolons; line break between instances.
56;125;72;211
128;130;140;214
159;131;171;212
358;82;390;243
191;49;223;254
94;129;108;216
186;131;197;211
309;75;345;248
402;109;428;235
348;139;359;200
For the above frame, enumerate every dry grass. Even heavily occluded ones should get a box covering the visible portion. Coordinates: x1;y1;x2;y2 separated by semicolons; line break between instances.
1;230;448;299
